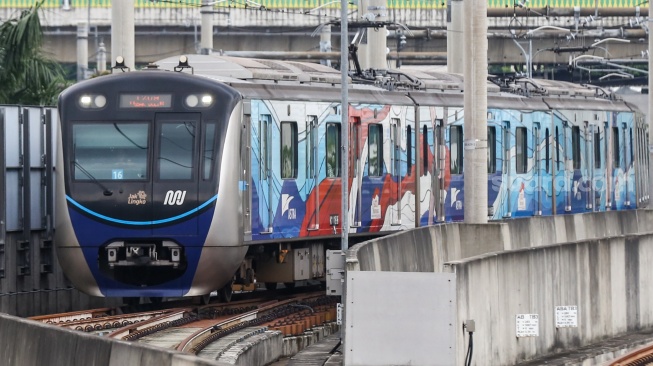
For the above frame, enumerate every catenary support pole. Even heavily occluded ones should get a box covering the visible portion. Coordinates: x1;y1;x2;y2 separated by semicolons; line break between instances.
463;0;489;223
111;0;135;69
201;0;213;54
447;0;464;73
340;0;350;358
76;21;88;81
642;16;653;204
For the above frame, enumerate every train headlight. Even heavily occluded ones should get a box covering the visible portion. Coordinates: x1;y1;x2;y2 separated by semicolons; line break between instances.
80;95;92;107
185;94;214;108
185;95;199;107
200;94;213;106
94;95;107;108
79;94;107;109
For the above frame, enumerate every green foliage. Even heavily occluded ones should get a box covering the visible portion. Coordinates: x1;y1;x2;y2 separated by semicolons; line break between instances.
0;0;69;105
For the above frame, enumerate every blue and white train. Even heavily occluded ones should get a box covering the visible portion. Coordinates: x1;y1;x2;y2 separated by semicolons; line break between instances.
54;55;649;300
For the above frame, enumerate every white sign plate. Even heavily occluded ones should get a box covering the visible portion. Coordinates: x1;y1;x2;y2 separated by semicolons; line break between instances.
336;303;343;325
516;314;539;337
555;305;578;328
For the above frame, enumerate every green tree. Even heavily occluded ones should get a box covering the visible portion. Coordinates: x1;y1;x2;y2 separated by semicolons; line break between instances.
0;0;68;105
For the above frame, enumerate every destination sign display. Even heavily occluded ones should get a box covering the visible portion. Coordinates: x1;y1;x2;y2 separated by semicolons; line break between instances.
119;94;172;109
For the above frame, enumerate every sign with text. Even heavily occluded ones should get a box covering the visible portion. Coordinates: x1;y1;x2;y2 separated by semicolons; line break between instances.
555;305;578;328
516;314;539;337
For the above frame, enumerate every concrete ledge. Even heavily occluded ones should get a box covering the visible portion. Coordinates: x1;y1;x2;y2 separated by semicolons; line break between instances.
346;210;653;365
347;210;653;272
0;313;229;366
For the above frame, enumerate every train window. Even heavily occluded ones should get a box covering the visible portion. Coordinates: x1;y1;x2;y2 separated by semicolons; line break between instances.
203;123;216;180
407;125;412;176
326;123;340;177
450;125;463;174
306;115;317;177
159;121;196;180
572;126;580;170
368;124;383;176
260;115;270;178
487;126;496;174
73;123;149;181
630;128;634;165
281;122;298;179
516;127;527;174
423;125;429;176
613;127;620;168
594;130;601;169
555;126;560;171
545;128;550;173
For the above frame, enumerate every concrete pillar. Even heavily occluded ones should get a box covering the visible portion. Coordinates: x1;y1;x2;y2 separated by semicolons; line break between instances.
463;0;488;223
320;24;332;67
76;21;88;81
447;0;464;73
642;14;653;203
111;0;135;70
201;0;213;54
358;0;388;69
97;41;107;74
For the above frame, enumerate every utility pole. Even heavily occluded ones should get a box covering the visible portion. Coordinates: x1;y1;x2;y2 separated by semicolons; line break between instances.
76;21;88;81
463;0;488;223
340;0;350;359
646;13;653;206
447;0;464;73
320;24;332;67
357;0;388;69
111;0;135;69
201;0;213;54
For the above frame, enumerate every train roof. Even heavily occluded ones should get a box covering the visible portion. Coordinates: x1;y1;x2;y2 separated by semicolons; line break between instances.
151;54;634;112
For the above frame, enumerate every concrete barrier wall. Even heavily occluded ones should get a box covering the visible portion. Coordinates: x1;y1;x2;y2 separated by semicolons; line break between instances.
347;210;653;272
449;234;653;365
346;210;653;365
0;312;229;366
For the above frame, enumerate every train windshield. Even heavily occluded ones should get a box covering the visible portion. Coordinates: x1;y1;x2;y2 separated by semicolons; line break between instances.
73;123;149;181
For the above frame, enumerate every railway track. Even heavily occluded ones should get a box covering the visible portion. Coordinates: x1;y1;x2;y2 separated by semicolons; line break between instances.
608;343;653;366
30;289;340;364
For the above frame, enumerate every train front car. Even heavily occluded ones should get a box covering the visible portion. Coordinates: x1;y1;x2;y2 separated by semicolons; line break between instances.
55;69;246;298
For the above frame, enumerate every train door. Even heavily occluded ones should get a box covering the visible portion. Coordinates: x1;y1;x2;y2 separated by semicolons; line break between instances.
390;118;401;226
583;121;592;211
563;120;571;212
435;118;445;222
152;113;200;236
259;114;273;233
591;123;603;211
502;121;511;217
305;115;319;231
352;117;362;227
241;110;252;240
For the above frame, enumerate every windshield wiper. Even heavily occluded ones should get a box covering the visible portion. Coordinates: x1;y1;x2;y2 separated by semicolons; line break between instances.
74;161;113;196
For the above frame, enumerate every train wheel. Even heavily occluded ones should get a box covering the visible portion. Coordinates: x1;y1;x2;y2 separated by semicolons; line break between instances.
283;282;296;289
149;297;163;305
264;282;278;290
218;282;233;303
